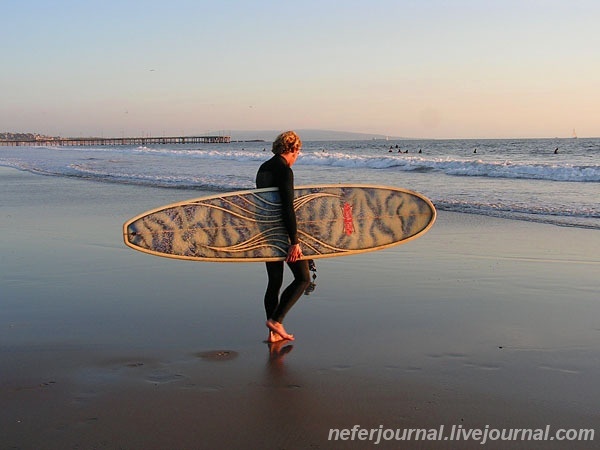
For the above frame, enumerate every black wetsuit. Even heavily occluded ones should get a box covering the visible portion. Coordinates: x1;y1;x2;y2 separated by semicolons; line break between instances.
256;154;310;323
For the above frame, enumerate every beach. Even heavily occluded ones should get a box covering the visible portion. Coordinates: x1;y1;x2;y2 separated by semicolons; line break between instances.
1;166;599;449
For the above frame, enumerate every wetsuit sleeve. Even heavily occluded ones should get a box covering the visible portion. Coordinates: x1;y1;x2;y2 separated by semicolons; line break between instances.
279;167;298;245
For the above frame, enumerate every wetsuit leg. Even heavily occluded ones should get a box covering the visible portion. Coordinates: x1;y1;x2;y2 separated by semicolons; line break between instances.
271;260;311;323
264;261;284;319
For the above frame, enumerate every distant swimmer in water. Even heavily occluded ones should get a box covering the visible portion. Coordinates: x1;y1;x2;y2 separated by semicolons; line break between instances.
554;147;559;154
473;148;477;154
418;149;422;153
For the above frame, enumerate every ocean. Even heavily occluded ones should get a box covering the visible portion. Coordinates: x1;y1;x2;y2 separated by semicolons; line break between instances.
1;137;598;229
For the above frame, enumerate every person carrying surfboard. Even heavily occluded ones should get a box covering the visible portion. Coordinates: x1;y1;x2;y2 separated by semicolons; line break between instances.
256;131;311;342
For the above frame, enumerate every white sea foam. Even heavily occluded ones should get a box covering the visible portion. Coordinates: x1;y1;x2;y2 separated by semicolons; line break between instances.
131;147;600;182
1;138;598;229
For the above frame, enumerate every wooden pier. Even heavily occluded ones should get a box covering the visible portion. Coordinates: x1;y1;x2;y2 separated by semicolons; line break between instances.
0;135;230;147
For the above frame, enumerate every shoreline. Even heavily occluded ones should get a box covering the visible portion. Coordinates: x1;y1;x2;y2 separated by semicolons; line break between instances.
1;166;599;449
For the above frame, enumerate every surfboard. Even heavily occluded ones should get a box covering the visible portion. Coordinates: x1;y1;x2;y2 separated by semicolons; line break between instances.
123;184;436;262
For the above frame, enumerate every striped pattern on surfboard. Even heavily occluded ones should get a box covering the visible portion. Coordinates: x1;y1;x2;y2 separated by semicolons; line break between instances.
123;184;436;262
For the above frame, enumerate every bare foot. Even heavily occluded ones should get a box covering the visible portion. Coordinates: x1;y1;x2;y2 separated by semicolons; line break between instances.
267;330;285;343
266;319;295;341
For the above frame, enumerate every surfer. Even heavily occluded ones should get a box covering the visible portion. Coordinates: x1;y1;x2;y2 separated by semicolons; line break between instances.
256;131;311;342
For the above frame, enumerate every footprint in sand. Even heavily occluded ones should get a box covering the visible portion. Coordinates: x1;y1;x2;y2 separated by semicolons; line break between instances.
195;350;239;361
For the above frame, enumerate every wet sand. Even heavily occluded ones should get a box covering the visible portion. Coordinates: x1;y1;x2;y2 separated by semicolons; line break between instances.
1;166;599;449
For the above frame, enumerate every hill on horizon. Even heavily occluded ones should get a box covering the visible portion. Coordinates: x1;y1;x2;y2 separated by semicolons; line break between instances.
229;129;403;141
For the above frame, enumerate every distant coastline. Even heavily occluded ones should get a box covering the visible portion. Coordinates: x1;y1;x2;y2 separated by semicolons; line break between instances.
3;130;592;143
1;130;404;143
1;132;62;141
0;129;406;142
229;129;406;141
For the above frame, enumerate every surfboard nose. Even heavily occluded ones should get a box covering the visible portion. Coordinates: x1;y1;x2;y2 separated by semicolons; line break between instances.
124;221;144;248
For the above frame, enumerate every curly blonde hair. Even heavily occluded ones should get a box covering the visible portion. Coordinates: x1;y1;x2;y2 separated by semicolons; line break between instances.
272;131;302;155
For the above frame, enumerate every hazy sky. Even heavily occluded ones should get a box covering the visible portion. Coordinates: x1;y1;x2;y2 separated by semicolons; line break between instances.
2;0;599;139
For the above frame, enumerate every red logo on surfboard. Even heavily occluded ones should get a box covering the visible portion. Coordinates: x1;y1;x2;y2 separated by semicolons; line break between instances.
342;202;354;235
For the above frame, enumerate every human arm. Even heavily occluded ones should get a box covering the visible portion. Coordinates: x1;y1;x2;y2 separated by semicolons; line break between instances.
278;166;298;246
